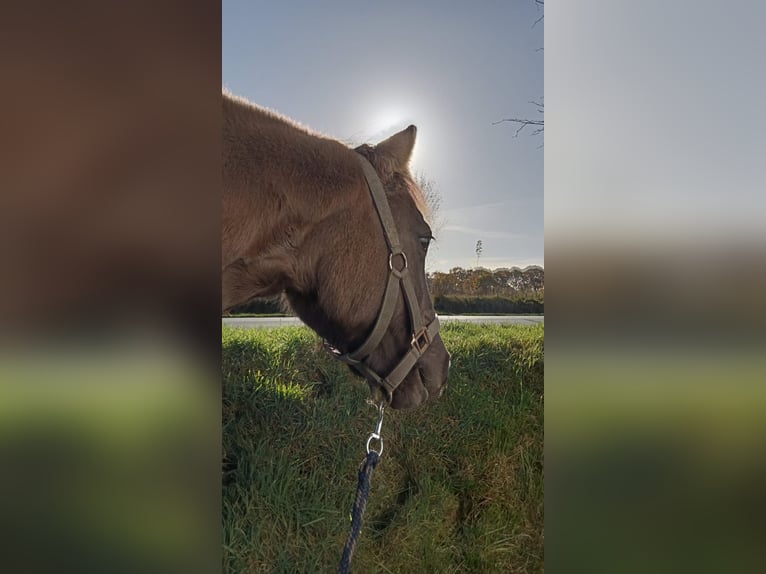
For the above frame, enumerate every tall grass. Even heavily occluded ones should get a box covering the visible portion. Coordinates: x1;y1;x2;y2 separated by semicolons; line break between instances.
222;323;544;573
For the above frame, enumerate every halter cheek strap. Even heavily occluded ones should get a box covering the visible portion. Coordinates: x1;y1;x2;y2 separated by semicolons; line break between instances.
325;153;441;402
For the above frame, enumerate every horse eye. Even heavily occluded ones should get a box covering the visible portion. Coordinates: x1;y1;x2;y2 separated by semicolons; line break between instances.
419;236;432;249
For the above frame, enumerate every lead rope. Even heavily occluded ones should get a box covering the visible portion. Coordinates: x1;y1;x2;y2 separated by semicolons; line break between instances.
338;402;386;574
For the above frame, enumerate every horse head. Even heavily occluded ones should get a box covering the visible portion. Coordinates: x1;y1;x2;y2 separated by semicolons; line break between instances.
284;126;450;409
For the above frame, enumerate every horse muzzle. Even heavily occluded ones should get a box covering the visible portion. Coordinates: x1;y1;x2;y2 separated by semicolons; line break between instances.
389;333;450;409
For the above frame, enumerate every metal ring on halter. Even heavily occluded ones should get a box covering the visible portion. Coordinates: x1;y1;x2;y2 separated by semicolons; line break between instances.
388;252;408;273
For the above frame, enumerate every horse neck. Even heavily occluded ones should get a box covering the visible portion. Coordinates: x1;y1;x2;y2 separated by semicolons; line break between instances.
256;144;363;249
222;104;368;302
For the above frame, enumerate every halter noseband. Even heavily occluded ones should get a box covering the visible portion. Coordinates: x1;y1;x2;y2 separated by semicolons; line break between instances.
325;153;441;403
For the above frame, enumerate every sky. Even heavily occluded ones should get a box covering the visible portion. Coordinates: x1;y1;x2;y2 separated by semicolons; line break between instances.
222;0;544;271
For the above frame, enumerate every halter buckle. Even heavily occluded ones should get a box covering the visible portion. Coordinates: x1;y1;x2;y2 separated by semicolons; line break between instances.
411;327;431;355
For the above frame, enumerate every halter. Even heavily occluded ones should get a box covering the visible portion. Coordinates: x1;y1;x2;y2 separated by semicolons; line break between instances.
325;153;441;403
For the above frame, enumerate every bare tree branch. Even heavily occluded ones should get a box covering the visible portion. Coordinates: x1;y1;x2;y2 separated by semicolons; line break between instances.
533;0;544;29
492;117;544;137
494;99;544;137
496;2;544;142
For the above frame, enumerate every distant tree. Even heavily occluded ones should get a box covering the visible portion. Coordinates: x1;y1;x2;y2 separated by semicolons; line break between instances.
474;267;496;295
475;240;483;267
429;271;451;297
525;266;545;292
451;267;470;294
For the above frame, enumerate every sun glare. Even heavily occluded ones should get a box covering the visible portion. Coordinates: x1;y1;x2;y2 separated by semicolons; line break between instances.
369;108;407;136
355;98;429;168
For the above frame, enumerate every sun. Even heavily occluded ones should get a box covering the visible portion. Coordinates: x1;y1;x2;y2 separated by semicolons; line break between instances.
369;108;408;135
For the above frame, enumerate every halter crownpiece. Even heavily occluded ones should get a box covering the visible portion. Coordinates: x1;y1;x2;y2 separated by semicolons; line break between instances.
325;153;441;402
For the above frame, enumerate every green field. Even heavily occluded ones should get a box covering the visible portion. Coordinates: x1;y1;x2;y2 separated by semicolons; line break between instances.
222;323;544;573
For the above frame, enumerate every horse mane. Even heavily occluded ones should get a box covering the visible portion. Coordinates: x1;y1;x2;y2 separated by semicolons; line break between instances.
223;89;328;140
223;88;430;223
354;143;431;225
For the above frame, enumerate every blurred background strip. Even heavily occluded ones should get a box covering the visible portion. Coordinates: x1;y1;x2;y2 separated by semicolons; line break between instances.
0;2;221;573
546;1;766;572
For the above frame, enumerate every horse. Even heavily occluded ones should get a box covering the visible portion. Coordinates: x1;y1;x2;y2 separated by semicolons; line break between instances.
222;91;449;409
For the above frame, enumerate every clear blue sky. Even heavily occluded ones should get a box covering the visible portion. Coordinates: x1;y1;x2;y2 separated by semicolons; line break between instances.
223;0;543;271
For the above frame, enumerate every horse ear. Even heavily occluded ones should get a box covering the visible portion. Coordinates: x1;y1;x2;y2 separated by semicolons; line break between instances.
374;125;417;170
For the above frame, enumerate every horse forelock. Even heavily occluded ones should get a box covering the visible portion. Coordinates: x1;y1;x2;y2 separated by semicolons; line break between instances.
354;144;431;226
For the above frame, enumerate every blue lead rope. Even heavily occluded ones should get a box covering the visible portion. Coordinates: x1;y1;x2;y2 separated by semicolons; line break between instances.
338;403;386;574
338;450;380;574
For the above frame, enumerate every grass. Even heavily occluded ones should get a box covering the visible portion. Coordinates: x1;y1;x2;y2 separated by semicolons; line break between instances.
437;316;545;318
222;323;544;573
225;313;543;317
224;313;292;318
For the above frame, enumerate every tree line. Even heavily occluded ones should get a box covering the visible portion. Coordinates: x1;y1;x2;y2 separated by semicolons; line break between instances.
228;266;544;316
428;266;544;298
